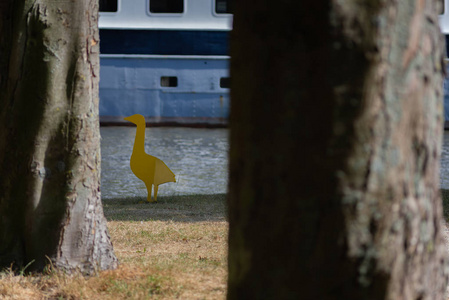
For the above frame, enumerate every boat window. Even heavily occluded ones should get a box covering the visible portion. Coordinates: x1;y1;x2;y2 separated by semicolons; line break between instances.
220;77;230;88
440;0;445;14
150;0;184;13
215;0;232;14
99;0;118;12
161;76;178;87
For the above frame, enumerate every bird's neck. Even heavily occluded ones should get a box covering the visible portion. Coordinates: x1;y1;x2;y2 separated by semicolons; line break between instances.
132;125;146;155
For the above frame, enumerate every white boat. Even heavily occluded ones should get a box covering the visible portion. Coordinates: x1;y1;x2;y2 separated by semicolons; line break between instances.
98;0;232;126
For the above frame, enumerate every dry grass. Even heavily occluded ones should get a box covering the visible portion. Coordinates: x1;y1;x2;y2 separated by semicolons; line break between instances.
0;194;228;300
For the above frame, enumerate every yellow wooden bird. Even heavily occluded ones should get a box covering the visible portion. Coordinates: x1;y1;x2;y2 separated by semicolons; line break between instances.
124;114;176;202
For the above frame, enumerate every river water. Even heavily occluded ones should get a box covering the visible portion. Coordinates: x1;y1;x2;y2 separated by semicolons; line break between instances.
440;132;449;189
100;127;229;199
101;128;449;199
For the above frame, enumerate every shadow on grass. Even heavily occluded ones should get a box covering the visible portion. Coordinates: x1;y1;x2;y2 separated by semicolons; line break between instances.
442;190;449;221
102;194;227;222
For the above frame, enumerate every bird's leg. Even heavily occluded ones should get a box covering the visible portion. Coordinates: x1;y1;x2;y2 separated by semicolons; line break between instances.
145;183;155;203
154;185;158;202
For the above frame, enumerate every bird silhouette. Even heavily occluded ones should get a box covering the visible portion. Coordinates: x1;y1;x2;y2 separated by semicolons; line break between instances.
124;114;176;202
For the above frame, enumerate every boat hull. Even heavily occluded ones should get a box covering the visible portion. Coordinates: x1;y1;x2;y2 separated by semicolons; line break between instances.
99;54;230;126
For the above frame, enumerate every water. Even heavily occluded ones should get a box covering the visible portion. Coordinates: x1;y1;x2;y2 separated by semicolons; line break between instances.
100;127;229;199
102;127;449;197
441;132;449;189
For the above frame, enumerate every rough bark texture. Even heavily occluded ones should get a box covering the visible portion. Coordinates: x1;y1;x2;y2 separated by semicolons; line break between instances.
228;0;447;299
0;0;118;274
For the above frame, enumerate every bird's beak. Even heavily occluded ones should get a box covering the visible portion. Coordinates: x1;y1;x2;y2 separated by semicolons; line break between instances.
124;116;132;122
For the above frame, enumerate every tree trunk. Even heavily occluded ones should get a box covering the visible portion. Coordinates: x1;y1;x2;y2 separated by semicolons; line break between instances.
0;0;117;274
228;0;448;299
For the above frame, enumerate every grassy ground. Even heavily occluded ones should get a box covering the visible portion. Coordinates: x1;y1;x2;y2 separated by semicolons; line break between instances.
0;194;228;300
3;191;449;299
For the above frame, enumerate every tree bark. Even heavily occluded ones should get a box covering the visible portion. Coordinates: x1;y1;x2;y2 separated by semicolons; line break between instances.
228;0;448;299
0;0;117;274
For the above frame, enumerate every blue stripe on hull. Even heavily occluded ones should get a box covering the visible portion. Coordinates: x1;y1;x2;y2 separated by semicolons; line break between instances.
100;29;230;55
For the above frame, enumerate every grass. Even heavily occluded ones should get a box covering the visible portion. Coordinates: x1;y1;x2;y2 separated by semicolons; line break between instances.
0;194;228;300
4;190;449;299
